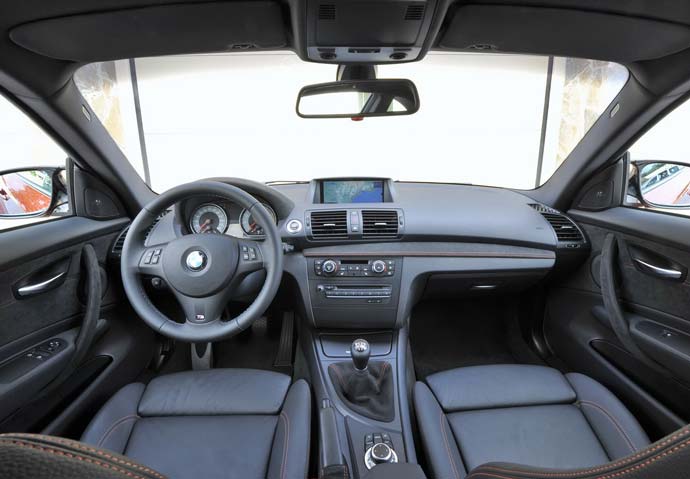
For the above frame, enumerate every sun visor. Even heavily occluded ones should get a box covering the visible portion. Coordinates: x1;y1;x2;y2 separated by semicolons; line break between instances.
438;4;690;63
10;1;288;62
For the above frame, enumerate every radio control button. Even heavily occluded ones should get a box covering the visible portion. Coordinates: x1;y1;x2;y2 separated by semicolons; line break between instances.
322;259;338;275
371;260;387;274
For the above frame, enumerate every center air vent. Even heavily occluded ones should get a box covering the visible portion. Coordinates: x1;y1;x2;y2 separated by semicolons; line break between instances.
318;4;336;20
362;210;399;239
310;210;348;239
404;4;425;20
529;204;585;244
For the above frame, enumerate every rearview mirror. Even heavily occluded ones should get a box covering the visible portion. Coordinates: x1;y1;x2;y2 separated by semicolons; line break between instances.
634;161;690;208
296;79;419;119
0;168;61;218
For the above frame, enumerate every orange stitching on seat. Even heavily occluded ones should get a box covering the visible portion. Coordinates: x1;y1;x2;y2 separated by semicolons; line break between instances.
440;412;460;479
96;415;140;448
7;434;166;479
578;401;636;454
0;439;153;479
280;411;290;479
466;437;690;479
467;426;690;478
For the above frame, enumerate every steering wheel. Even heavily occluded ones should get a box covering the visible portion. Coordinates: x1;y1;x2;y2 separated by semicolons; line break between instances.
121;181;283;342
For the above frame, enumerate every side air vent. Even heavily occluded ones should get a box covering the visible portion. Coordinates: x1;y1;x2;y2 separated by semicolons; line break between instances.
111;226;130;257
310;210;348;239
404;4;426;20
318;4;336;20
362;210;399;239
529;204;585;244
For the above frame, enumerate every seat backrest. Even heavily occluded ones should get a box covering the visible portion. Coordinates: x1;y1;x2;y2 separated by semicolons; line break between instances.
0;433;166;479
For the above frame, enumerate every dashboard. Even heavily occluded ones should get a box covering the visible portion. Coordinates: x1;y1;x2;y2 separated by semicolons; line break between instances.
136;176;590;330
150;177;589;252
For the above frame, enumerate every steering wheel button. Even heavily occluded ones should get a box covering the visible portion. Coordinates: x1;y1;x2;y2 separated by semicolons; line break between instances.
242;253;250;260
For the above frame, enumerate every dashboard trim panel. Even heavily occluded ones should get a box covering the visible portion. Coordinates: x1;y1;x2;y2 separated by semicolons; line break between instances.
303;251;554;259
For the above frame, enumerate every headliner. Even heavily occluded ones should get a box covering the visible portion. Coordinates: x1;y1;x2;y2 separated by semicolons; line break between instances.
3;0;690;98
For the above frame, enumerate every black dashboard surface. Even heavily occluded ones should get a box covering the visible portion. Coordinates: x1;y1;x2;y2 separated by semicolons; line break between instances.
144;179;576;253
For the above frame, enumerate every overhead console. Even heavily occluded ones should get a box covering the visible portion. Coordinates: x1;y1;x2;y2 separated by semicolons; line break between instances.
304;0;438;63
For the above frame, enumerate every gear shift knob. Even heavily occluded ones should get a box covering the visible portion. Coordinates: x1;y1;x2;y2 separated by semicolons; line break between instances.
351;338;370;371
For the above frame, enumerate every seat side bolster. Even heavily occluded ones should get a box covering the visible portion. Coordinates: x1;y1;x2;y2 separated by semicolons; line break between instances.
566;373;650;460
413;381;467;479
267;379;311;479
80;383;146;454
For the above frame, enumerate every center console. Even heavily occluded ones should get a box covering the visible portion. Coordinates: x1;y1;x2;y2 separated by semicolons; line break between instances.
307;256;402;328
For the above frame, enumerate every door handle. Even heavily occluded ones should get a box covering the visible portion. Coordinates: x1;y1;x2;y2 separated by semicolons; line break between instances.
633;258;683;280
16;271;67;297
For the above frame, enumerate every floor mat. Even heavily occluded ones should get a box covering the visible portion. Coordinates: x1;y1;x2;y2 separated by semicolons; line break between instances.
409;297;544;379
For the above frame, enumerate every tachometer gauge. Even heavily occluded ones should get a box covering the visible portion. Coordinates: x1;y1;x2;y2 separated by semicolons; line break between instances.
190;204;228;234
240;203;277;237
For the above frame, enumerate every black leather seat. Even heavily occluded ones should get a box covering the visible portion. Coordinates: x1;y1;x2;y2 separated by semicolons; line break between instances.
414;364;650;478
80;369;311;479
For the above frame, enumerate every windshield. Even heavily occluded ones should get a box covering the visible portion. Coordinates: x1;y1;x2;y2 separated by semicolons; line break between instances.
75;52;627;192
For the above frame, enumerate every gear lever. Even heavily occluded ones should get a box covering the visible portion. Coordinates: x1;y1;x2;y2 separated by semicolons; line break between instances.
328;338;393;422
351;338;370;371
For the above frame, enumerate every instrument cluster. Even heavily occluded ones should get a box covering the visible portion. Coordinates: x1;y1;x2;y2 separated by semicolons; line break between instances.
182;197;277;239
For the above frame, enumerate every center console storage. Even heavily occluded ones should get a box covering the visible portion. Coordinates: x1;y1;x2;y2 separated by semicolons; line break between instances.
307;256;402;328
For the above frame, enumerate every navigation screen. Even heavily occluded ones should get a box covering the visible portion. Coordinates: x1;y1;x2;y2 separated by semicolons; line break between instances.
322;180;384;204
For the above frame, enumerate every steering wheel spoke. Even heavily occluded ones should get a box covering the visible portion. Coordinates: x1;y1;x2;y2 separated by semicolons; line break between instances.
136;243;168;277
172;289;229;324
236;241;265;275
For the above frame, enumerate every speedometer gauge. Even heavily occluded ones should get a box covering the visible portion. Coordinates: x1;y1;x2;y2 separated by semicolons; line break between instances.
240;203;277;237
190;204;228;234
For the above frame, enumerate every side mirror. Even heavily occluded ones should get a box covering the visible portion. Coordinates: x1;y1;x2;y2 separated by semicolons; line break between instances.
630;161;690;208
0;167;67;219
296;79;419;119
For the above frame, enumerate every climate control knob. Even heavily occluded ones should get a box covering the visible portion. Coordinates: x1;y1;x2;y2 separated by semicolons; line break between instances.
371;260;387;274
322;259;338;275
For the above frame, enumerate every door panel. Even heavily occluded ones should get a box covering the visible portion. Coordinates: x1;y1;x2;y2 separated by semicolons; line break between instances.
0;215;154;433
0;217;126;352
545;208;690;438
